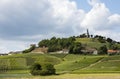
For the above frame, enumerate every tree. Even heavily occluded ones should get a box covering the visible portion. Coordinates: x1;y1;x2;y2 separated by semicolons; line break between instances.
108;43;118;50
98;45;108;55
30;63;56;76
79;33;87;38
69;42;83;54
38;39;49;47
30;63;42;75
107;38;113;43
38;37;76;53
98;36;106;43
41;63;55;75
22;44;36;53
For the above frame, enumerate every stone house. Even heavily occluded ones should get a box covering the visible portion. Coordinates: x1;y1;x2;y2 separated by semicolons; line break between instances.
81;47;98;55
31;46;48;54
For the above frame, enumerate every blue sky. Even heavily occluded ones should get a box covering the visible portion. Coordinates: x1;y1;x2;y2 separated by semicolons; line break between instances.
75;0;120;13
0;0;120;53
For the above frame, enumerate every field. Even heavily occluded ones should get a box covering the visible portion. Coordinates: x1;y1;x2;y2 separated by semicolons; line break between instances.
0;74;120;79
0;53;120;78
76;38;120;49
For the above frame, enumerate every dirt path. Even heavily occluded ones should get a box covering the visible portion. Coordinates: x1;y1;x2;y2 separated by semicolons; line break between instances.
81;58;103;70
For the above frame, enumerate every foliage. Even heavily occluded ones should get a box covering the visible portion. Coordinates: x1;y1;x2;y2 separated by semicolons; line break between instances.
79;33;87;38
69;42;83;54
30;63;55;76
98;45;108;55
30;63;42;75
108;43;118;50
22;45;36;53
107;38;113;43
38;37;76;52
94;35;106;43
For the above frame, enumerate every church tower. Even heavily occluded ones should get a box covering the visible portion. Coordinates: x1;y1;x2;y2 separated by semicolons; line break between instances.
87;29;90;38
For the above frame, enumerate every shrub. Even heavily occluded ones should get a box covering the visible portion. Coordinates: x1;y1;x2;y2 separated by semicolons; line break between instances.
98;45;107;55
30;63;55;76
42;63;56;75
30;63;42;75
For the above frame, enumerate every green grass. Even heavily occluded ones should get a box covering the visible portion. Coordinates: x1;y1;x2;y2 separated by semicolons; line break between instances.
0;53;120;75
55;55;104;74
76;38;108;49
76;38;120;49
0;74;120;79
0;53;62;73
49;54;68;59
72;55;120;73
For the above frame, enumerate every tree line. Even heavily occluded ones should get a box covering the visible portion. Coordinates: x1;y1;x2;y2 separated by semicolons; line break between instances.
22;34;120;55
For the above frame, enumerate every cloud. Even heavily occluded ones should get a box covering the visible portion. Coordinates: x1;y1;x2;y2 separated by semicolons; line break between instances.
81;0;120;38
87;0;100;6
0;39;30;53
0;0;85;53
0;0;85;39
81;2;110;30
108;14;120;26
0;0;120;53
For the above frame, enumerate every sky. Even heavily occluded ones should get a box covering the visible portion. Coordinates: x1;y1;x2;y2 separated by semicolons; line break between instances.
0;0;120;53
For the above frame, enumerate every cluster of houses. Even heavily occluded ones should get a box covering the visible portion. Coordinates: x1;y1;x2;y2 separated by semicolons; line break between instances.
0;46;120;56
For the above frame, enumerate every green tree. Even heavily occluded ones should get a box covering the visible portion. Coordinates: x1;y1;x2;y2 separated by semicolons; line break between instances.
107;38;113;43
69;42;83;54
30;63;56;76
79;33;87;38
108;43;118;50
41;63;55;75
38;39;49;47
98;45;108;55
22;44;36;53
30;63;42;75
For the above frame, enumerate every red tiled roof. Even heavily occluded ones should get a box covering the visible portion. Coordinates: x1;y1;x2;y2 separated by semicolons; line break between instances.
108;50;117;53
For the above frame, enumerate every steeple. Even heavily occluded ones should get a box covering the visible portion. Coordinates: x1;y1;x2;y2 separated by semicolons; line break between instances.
87;29;90;38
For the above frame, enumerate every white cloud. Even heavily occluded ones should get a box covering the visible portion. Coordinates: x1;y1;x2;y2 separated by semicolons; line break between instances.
80;0;120;41
0;0;120;53
81;2;110;30
108;14;120;26
0;39;30;53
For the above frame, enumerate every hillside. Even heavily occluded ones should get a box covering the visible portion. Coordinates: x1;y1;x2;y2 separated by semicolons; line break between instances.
55;54;120;74
0;53;62;74
0;54;120;74
23;36;120;55
76;38;120;49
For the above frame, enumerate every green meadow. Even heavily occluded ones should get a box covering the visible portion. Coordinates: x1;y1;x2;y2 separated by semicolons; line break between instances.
0;53;120;77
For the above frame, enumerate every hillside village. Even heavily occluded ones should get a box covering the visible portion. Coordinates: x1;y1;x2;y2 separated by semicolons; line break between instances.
0;30;120;76
2;29;120;56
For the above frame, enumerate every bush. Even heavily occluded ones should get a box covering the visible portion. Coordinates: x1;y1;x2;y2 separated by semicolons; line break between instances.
30;63;55;76
98;45;107;55
30;63;42;75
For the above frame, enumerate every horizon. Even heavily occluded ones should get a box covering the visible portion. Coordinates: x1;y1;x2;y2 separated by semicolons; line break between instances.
0;0;120;53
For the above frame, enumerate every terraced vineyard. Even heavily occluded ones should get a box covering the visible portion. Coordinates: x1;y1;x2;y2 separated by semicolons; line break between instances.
0;53;120;75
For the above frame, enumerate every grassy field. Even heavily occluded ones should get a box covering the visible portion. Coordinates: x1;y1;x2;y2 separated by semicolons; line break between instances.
0;53;62;73
0;54;120;74
0;53;120;78
0;74;120;79
55;55;104;73
75;38;108;49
